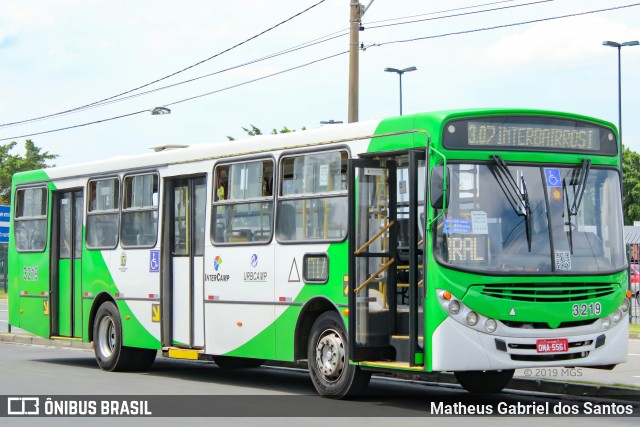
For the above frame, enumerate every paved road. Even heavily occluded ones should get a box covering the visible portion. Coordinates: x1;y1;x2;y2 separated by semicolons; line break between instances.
515;339;640;388
2;297;640;388
0;343;638;426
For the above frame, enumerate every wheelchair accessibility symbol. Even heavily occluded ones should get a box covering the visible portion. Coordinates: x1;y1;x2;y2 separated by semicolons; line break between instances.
544;168;561;188
150;250;160;272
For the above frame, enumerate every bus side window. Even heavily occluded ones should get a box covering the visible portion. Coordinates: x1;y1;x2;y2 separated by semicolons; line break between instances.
86;177;120;250
212;159;274;245
14;187;48;252
121;173;159;248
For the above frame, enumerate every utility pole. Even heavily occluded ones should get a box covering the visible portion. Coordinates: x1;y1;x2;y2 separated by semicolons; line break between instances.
347;2;361;123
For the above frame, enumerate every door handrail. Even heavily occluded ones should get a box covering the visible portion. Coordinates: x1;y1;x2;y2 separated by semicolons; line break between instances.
354;220;395;255
354;258;395;294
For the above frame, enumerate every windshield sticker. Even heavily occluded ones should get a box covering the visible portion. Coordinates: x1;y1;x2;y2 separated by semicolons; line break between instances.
555;250;572;271
444;218;472;234
471;211;489;234
544;168;562;188
551;187;563;201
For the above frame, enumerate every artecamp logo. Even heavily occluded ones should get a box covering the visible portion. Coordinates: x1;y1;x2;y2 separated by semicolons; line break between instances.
214;256;223;271
250;254;258;268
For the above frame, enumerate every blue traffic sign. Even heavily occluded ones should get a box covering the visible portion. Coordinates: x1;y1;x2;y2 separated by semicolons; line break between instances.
0;226;9;244
0;205;9;243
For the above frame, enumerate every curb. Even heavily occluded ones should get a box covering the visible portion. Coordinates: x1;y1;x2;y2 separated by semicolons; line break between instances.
0;333;92;350
1;332;639;401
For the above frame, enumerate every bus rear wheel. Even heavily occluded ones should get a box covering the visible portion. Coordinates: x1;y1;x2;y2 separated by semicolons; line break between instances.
454;369;514;394
93;301;156;372
307;311;371;398
213;356;265;369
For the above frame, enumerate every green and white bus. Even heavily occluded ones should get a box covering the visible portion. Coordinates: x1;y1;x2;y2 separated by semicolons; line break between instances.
8;109;630;397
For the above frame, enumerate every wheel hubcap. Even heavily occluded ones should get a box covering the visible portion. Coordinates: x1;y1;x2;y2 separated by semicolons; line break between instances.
97;316;116;358
315;329;345;382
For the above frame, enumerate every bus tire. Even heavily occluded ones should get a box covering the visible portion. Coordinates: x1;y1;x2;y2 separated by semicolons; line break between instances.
454;369;514;394
213;356;264;369
308;311;371;398
93;301;156;372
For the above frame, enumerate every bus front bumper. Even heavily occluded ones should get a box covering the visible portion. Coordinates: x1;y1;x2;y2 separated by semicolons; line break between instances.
431;316;628;371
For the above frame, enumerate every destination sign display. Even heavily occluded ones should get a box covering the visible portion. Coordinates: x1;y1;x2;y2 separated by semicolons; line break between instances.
443;116;617;156
467;122;599;150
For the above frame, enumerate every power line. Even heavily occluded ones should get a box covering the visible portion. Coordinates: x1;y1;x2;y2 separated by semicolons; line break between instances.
164;51;347;108
0;0;556;129
2;2;636;142
0;51;348;143
368;3;640;47
365;0;558;30
0;110;150;143
0;0;561;129
0;0;328;129
364;0;520;25
0;30;348;130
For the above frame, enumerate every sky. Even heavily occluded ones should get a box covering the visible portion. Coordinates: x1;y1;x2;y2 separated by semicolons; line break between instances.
0;0;639;166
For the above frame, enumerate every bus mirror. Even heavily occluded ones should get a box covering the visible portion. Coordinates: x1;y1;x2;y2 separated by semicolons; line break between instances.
430;165;449;209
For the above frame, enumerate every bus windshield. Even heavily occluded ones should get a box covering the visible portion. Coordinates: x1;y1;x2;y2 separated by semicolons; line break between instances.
434;163;625;274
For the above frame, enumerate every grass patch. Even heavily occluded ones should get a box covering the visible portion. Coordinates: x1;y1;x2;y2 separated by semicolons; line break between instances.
630;323;640;335
0;289;6;299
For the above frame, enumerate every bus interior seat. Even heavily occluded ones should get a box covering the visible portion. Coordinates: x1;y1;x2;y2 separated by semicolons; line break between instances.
277;204;296;240
215;223;226;242
227;229;253;242
396;217;423;263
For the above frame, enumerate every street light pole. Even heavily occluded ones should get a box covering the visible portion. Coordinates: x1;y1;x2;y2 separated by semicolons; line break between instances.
384;66;417;116
603;40;638;216
602;40;639;147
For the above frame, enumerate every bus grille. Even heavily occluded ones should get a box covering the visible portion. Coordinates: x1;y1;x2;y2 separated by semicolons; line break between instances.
479;283;615;302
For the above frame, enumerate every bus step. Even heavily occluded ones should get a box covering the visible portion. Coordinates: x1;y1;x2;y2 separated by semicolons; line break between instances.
50;336;83;341
390;335;423;363
166;347;200;360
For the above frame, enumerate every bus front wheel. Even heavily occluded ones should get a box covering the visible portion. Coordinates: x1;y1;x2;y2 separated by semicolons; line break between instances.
454;369;514;394
93;301;156;372
307;311;371;398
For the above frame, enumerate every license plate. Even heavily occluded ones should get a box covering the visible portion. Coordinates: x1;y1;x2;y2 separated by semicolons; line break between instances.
536;338;569;353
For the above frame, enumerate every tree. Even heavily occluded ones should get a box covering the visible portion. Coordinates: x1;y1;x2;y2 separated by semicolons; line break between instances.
227;125;305;141
0;140;57;204
623;145;640;225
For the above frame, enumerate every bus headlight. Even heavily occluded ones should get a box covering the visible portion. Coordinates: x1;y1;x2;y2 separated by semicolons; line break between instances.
621;298;630;313
448;300;461;315
612;309;623;323
466;311;478;326
602;316;611;330
484;318;497;333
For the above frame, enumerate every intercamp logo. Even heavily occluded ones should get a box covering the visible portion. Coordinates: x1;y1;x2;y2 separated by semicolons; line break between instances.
7;397;40;415
213;256;223;271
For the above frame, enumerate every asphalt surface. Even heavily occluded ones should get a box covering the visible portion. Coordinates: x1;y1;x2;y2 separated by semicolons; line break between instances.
1;298;639;401
0;343;638;424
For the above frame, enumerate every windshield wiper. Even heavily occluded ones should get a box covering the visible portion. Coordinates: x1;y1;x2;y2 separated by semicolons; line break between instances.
490;155;533;251
569;159;591;216
563;159;591;254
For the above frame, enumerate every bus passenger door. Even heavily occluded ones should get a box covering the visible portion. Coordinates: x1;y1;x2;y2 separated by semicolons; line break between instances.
165;176;207;348
348;151;425;366
348;158;398;361
51;189;84;338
